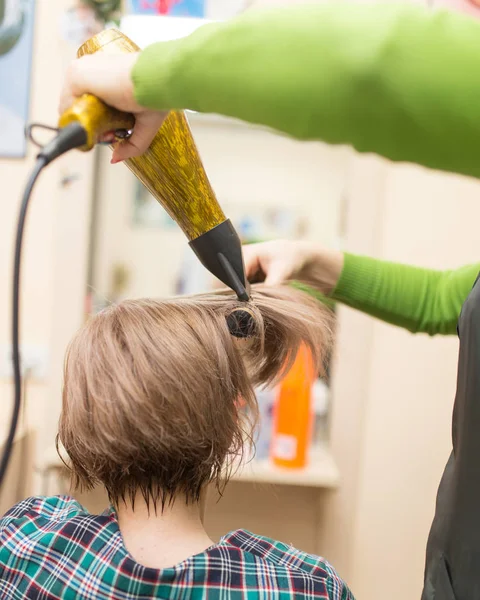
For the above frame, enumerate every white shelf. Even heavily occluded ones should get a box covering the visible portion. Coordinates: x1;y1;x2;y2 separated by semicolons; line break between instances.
231;444;339;489
41;443;339;489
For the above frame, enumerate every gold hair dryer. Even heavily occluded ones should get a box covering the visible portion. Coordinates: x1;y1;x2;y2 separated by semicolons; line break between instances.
58;29;249;301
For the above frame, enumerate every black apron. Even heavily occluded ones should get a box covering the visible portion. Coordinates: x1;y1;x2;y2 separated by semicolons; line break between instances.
422;274;480;600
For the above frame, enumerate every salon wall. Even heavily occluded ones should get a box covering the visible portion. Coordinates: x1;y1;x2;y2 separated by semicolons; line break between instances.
357;167;480;598
320;159;480;600
0;0;94;480
0;0;58;437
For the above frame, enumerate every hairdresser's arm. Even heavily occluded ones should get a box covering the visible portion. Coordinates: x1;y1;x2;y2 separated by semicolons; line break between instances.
333;255;479;335
243;241;480;336
130;2;480;178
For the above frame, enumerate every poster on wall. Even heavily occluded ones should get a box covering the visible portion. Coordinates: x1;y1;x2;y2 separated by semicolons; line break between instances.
0;0;35;158
127;0;206;17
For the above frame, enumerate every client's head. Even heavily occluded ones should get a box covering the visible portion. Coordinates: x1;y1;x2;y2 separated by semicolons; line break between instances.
58;285;332;511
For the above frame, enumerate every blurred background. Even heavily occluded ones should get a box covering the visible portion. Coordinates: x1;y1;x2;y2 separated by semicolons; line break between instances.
1;1;480;599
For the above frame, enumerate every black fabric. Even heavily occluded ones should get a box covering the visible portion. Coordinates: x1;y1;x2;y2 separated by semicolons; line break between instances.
422;273;480;600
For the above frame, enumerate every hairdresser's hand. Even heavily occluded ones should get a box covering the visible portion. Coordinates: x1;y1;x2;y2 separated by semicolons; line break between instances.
243;240;344;294
59;54;166;162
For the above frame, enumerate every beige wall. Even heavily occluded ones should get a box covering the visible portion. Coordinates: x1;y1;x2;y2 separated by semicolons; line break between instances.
0;0;62;438
0;0;95;468
323;159;480;599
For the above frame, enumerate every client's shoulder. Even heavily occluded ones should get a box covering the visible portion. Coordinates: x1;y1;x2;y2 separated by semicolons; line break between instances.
221;529;353;599
0;495;114;542
1;495;89;524
0;496;119;565
221;529;336;578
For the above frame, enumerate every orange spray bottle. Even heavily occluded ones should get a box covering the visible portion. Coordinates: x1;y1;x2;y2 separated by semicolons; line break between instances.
270;343;316;469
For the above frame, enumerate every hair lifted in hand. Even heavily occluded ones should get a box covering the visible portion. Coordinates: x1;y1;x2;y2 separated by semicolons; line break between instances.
58;285;332;511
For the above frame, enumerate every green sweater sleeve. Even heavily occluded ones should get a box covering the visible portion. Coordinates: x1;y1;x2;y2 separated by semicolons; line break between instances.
132;2;480;180
332;254;480;336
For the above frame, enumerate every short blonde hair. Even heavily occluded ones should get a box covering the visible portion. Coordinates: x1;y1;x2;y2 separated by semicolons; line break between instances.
58;285;332;510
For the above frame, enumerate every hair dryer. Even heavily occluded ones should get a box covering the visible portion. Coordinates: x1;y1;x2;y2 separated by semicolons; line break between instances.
58;28;249;302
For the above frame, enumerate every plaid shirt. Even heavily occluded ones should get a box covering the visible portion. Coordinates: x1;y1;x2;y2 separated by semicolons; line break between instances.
0;496;354;599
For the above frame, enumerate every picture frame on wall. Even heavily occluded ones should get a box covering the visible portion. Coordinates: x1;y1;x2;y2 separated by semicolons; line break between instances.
126;0;206;17
0;0;35;158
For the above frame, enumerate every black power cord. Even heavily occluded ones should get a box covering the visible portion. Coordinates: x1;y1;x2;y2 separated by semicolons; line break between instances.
0;157;47;488
0;122;88;490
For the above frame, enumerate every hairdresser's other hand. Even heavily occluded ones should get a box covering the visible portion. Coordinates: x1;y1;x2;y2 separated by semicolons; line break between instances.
59;54;166;162
243;240;344;294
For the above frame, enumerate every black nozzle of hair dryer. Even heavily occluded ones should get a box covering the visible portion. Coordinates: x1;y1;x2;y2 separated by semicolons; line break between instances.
189;220;250;302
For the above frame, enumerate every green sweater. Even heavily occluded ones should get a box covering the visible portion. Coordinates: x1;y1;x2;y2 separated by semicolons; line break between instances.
131;2;480;335
333;256;479;336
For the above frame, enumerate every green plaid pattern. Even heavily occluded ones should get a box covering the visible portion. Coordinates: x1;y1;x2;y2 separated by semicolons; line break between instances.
0;496;354;599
